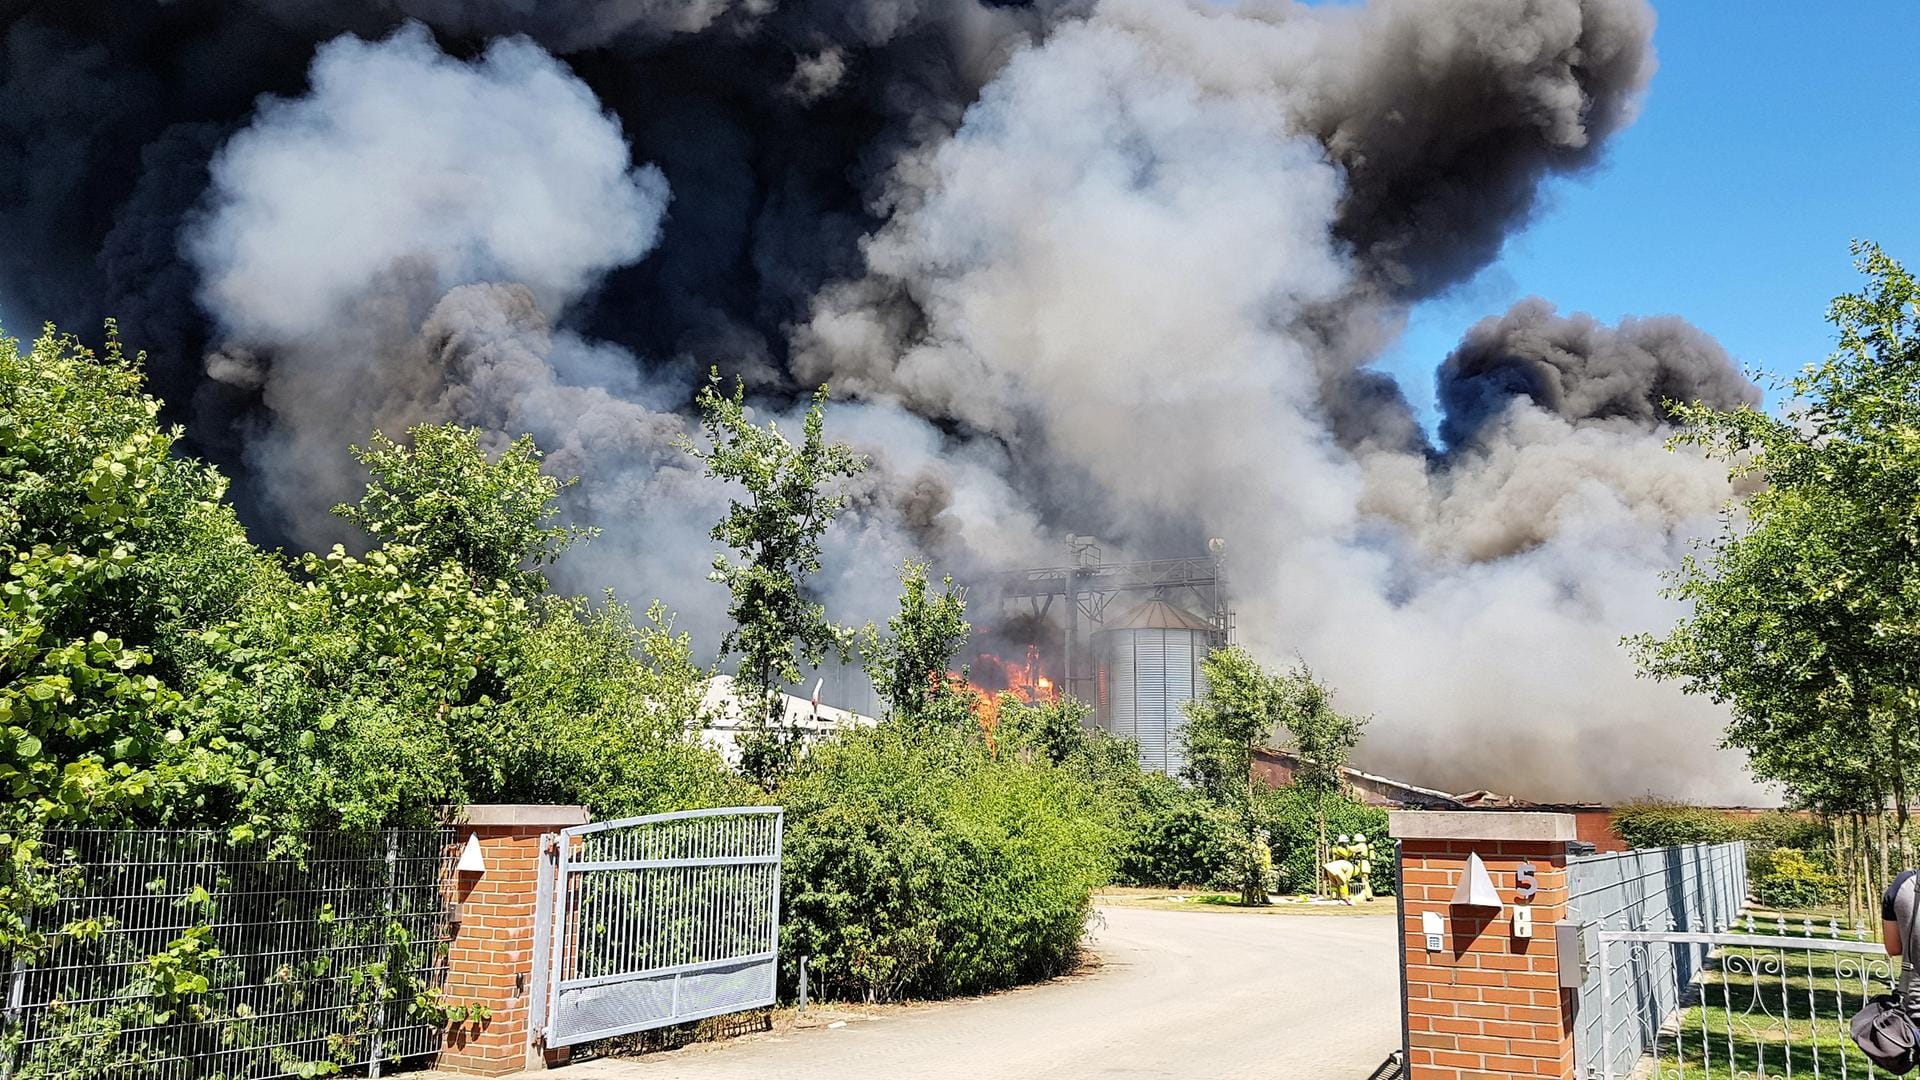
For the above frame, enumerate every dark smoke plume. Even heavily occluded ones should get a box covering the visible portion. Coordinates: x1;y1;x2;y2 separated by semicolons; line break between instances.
1438;297;1762;449
0;0;1771;800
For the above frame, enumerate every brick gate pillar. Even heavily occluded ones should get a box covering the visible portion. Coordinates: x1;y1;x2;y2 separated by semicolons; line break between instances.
1390;812;1581;1080
436;804;590;1076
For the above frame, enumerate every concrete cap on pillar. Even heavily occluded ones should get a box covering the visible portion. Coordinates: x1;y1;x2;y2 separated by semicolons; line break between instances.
1388;810;1578;842
453;804;592;828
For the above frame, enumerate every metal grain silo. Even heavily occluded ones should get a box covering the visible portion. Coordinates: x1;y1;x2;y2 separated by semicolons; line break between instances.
1094;599;1215;776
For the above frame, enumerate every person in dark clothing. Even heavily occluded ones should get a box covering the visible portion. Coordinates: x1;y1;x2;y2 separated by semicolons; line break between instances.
1887;869;1918;957
1884;868;1920;1028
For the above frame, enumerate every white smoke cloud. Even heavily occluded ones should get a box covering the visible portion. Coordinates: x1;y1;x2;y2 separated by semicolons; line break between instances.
182;2;1765;801
191;23;667;337
187;23;677;535
796;0;1762;801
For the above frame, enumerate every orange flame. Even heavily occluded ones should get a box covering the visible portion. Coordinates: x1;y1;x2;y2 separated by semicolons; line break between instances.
946;645;1059;746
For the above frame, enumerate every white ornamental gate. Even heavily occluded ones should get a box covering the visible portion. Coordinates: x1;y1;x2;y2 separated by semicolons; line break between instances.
534;807;783;1049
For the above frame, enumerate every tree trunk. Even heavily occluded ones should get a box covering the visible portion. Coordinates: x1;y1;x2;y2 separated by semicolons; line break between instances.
1878;804;1892;899
1840;814;1857;926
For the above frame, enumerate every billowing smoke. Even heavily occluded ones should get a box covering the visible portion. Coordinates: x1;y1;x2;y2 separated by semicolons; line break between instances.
0;0;1768;800
1439;298;1762;448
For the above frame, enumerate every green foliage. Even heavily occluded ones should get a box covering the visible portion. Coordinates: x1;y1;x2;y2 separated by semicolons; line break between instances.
1181;647;1280;802
0;326;264;953
779;722;1114;1001
1111;777;1240;888
1179;647;1287;904
1275;664;1365;797
1632;243;1920;819
858;561;974;731
1750;847;1843;910
679;371;867;788
334;425;592;594
997;693;1092;767
1610;799;1741;848
0;322;743;973
1741;810;1831;854
1259;787;1391;895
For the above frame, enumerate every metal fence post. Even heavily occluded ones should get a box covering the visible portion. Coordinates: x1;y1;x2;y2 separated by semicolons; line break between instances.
369;828;400;1078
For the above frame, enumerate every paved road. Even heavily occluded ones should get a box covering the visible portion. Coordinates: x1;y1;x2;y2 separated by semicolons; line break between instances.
568;905;1399;1079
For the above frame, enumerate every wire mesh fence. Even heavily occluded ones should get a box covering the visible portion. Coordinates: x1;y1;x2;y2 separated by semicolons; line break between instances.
3;828;453;1080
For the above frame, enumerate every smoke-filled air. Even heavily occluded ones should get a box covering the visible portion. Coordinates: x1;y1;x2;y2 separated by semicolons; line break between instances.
0;0;1769;800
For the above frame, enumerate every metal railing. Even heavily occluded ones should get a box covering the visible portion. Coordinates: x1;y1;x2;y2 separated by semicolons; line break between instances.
1593;914;1896;1080
4;829;452;1080
542;807;781;1049
1570;841;1749;1076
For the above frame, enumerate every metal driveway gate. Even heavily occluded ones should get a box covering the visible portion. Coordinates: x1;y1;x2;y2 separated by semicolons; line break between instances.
537;807;782;1049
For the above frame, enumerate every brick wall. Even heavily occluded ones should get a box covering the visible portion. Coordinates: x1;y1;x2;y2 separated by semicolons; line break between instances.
436;805;589;1076
1392;813;1580;1080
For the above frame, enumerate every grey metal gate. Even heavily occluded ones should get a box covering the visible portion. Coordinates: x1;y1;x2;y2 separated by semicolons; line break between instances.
537;807;782;1049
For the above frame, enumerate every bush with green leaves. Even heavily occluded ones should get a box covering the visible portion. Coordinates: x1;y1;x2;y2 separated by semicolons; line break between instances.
1609;799;1741;849
1109;776;1240;888
1259;786;1391;895
1750;847;1842;910
1739;810;1830;855
0;325;744;957
778;722;1113;1001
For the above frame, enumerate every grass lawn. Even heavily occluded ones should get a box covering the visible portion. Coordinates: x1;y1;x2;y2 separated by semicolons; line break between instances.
1094;886;1394;916
1620;910;1896;1079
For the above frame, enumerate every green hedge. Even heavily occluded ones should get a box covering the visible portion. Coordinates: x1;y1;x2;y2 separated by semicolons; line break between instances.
1110;776;1240;888
1750;847;1842;909
1259;788;1392;895
778;724;1114;1002
1610;799;1742;848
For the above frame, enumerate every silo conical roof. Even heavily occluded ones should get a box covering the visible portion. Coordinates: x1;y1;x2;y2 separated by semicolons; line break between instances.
1099;598;1214;633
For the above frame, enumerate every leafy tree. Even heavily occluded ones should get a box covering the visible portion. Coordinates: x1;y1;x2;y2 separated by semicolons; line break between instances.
1631;243;1920;844
334;425;590;593
859;561;974;731
0;326;264;952
1275;664;1365;893
998;693;1092;766
679;372;866;788
1181;647;1284;904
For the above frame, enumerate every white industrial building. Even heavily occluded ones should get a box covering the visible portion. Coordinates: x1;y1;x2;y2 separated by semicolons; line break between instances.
697;674;876;765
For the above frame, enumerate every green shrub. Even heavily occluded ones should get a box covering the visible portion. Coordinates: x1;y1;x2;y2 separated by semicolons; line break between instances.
778;723;1114;1001
1259;787;1392;895
1111;776;1240;888
1610;799;1739;849
1741;811;1828;853
1750;847;1842;910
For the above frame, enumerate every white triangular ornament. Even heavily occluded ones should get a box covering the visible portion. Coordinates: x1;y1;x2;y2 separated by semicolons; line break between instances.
1450;852;1503;911
456;833;486;873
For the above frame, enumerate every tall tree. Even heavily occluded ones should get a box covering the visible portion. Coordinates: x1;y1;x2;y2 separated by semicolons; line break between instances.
1632;243;1920;858
334;425;592;594
1182;647;1284;905
859;561;974;731
680;372;867;788
1275;664;1365;895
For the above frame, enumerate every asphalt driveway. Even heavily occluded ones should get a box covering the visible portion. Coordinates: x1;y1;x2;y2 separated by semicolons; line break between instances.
560;903;1400;1079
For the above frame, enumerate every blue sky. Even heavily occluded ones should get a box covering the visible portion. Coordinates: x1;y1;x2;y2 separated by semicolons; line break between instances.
1378;2;1920;429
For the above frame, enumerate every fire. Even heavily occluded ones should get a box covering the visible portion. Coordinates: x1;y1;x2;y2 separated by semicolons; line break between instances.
946;645;1059;744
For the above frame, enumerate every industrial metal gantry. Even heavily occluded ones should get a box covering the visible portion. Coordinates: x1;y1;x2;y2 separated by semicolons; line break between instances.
989;537;1233;705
